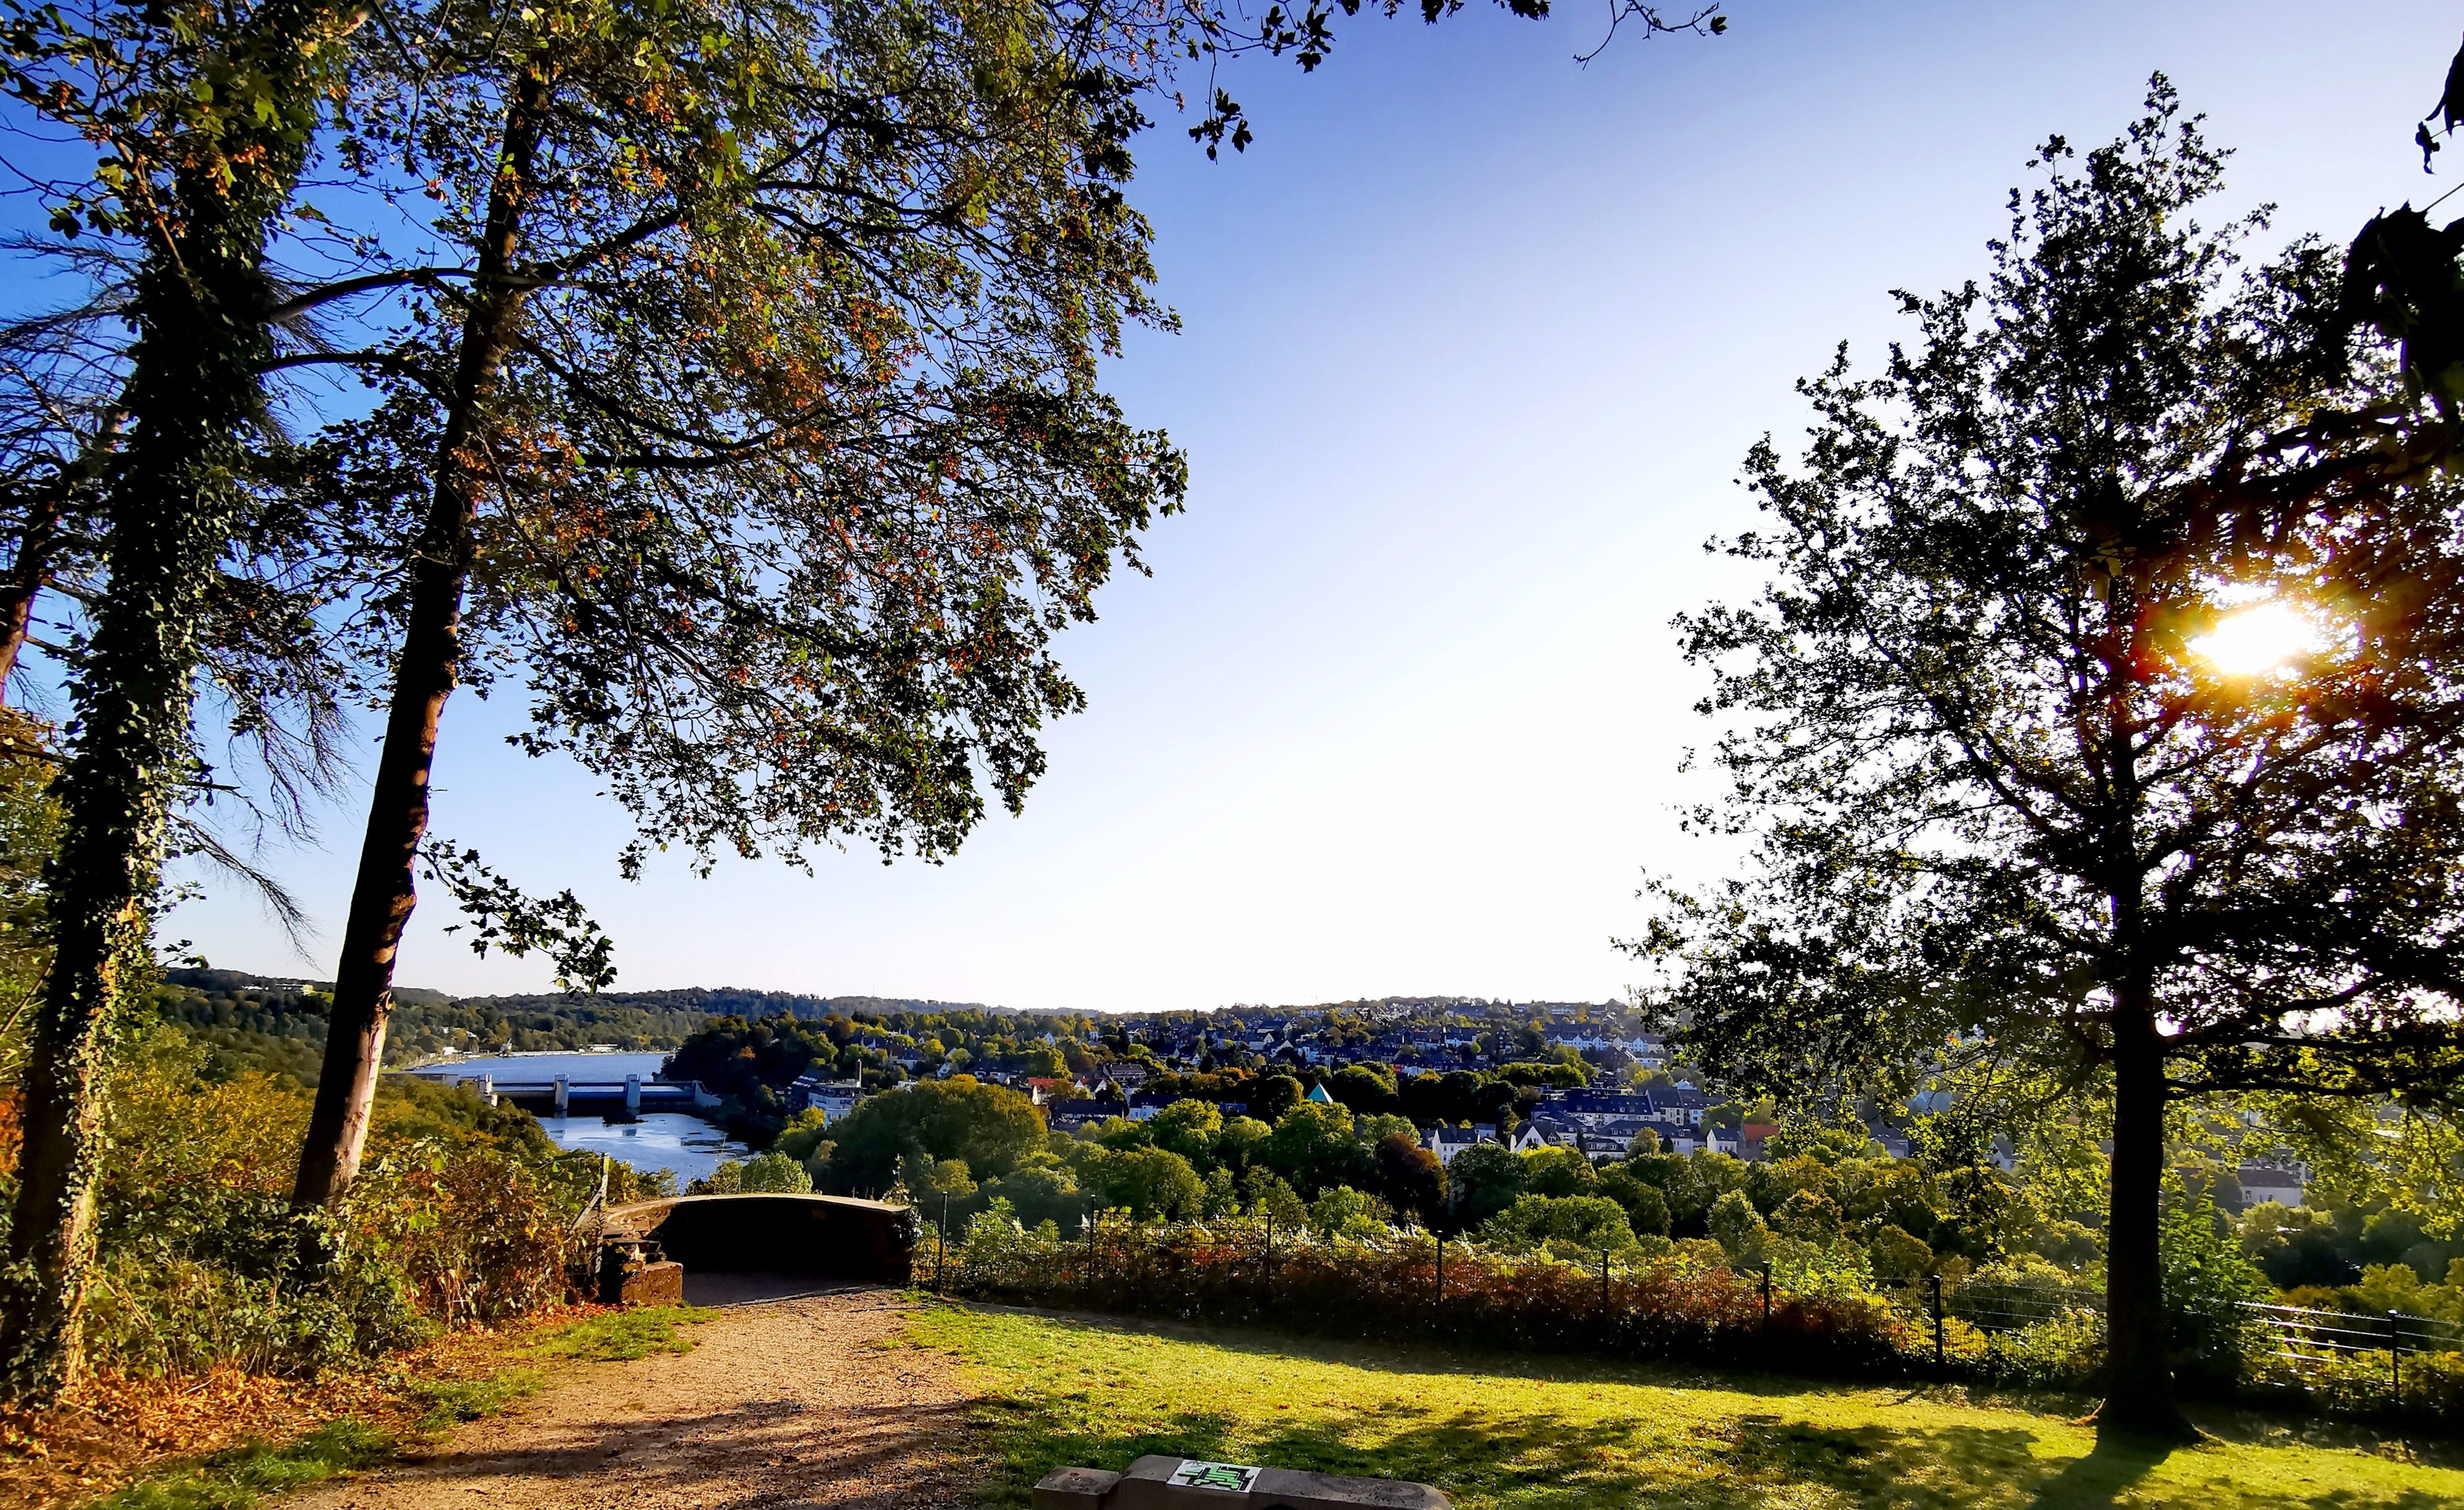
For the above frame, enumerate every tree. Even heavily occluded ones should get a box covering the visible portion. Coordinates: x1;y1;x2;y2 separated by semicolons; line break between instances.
1372;1133;1445;1222
1598;1164;1671;1236
1519;1145;1598;1198
1481;1193;1633;1254
1249;1075;1305;1124
1148;1099;1225;1168
1327;1063;1398;1112
285;0;1732;1215
1632;86;2464;1434
1075;1144;1203;1221
1262;1101;1365;1195
1443;1141;1524;1230
0;0;363;1399
1706;1190;1768;1266
738;1151;813;1194
818;1080;1045;1194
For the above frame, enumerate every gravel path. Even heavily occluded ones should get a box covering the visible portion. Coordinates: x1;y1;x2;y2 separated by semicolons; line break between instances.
288;1286;982;1510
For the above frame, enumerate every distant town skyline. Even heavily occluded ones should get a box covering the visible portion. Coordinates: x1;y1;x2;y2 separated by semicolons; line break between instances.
154;0;2453;1011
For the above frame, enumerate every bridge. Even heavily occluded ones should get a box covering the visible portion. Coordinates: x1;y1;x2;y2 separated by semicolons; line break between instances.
435;1072;723;1116
602;1194;919;1289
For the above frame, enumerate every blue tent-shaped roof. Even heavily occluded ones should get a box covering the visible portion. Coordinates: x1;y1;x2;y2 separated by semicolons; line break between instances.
1305;1082;1335;1103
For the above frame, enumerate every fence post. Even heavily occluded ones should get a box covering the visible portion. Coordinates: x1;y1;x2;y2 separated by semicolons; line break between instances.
1929;1272;1945;1369
1759;1262;1772;1330
2389;1310;2402;1413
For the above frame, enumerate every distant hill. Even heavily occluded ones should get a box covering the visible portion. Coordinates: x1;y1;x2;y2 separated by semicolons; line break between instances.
452;987;997;1022
150;971;1008;1082
154;969;722;1080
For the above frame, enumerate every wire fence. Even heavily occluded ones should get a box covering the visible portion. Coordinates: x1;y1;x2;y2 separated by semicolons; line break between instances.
917;1213;2464;1428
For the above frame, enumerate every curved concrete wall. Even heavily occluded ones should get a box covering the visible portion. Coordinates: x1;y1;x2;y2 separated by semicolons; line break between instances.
618;1194;919;1283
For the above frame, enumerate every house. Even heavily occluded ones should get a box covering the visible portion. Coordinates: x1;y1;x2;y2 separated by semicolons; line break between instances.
1127;1091;1179;1122
1424;1126;1483;1166
1509;1123;1551;1153
1526;1113;1580;1149
1305;1082;1336;1104
1652;1084;1712;1126
1042;1098;1117;1132
2237;1160;2308;1210
786;1074;862;1120
1560;1090;1656;1127
1096;1063;1150;1093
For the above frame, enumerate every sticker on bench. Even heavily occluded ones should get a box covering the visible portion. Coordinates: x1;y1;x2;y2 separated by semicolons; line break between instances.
1170;1462;1262;1494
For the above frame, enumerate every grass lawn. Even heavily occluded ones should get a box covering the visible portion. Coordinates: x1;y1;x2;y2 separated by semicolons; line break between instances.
896;1301;2464;1510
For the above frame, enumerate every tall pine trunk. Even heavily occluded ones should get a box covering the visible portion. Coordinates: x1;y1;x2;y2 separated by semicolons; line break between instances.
292;71;548;1207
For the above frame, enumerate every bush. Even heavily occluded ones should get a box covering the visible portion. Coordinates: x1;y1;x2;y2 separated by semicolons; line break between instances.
739;1151;813;1193
1976;1311;2104;1392
2161;1194;2274;1388
1308;1186;1394;1243
73;1028;583;1377
944;1212;1924;1379
1480;1195;1635;1256
1708;1190;1769;1266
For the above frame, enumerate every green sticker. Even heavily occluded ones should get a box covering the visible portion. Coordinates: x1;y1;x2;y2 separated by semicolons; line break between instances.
1170;1462;1262;1493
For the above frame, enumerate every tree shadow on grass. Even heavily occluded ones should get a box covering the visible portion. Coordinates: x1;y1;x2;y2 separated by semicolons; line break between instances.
945;1306;2463;1510
2013;1429;2176;1510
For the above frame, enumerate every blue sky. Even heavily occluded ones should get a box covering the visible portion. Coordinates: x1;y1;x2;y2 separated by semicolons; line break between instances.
162;0;2454;1009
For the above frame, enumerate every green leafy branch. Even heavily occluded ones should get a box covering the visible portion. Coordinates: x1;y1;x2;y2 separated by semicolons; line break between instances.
414;842;615;993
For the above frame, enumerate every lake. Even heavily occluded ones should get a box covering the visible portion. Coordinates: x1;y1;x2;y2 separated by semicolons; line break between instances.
403;1051;751;1182
530;1111;750;1183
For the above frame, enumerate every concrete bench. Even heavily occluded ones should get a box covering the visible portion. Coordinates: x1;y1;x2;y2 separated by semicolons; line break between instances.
1037;1457;1450;1510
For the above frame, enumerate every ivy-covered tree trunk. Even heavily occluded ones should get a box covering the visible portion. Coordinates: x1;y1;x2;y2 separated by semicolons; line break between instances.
0;230;276;1403
0;0;345;1402
293;72;546;1208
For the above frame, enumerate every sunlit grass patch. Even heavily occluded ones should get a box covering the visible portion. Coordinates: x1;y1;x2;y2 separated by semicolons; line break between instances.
899;1302;2464;1510
527;1304;715;1363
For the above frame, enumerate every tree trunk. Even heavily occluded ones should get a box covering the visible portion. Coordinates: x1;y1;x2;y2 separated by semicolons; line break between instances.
2097;994;2194;1438
292;71;548;1208
0;194;293;1405
0;481;69;705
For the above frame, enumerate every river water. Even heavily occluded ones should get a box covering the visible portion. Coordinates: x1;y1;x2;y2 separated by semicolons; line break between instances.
403;1051;751;1182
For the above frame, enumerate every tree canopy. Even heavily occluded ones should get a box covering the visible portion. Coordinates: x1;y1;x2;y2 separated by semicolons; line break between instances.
1632;83;2464;1433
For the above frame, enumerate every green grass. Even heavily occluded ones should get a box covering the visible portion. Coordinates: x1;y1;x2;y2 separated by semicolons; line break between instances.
527;1304;716;1362
82;1421;395;1510
75;1306;715;1510
899;1302;2464;1510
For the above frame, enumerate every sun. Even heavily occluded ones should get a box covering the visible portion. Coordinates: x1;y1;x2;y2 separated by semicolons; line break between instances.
2190;601;2316;677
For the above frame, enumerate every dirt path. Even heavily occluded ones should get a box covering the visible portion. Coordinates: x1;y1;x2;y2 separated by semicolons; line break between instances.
289;1286;983;1510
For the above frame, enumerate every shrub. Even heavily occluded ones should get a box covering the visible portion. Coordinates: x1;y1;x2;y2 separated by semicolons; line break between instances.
1480;1195;1635;1256
1709;1190;1769;1266
1976;1311;2104;1392
75;1029;582;1377
945;1213;1923;1380
739;1151;813;1193
1307;1186;1393;1243
2161;1193;2273;1388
